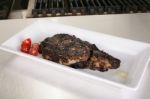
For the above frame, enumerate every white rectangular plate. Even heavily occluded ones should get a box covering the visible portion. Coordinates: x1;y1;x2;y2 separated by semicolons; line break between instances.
0;20;150;90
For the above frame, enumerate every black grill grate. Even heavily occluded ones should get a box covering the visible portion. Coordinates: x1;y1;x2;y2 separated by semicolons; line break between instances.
31;0;150;17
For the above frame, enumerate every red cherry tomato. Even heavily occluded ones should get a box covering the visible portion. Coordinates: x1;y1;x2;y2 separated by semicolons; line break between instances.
20;38;41;56
29;47;38;56
22;38;32;47
20;44;30;53
20;38;32;53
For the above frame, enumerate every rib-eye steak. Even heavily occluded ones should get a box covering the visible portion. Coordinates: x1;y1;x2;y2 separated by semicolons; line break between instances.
40;34;121;72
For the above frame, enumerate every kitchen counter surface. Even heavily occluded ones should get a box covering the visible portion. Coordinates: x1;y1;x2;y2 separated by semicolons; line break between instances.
0;13;150;99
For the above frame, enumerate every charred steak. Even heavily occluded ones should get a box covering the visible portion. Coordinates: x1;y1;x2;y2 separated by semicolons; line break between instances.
40;34;121;72
40;34;91;65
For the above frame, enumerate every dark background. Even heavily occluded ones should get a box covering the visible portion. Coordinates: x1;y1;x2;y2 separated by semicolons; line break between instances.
0;0;29;19
13;0;29;10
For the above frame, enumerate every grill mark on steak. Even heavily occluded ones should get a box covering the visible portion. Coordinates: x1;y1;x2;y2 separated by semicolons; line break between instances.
40;34;121;72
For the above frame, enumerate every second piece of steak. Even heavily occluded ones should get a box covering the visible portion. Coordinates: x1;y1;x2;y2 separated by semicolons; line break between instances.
88;50;121;72
40;34;121;72
70;45;121;72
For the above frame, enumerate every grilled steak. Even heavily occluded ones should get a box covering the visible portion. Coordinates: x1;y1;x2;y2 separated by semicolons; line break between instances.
88;50;120;72
41;34;90;65
40;34;121;72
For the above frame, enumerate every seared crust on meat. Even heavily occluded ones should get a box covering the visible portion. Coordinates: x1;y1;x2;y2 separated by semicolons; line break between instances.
89;50;120;72
41;34;90;65
40;34;121;72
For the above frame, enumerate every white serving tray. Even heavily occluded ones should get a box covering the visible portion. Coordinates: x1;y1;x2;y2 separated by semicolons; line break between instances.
0;20;150;90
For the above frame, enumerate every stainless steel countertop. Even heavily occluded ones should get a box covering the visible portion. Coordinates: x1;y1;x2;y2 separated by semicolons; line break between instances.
0;13;150;99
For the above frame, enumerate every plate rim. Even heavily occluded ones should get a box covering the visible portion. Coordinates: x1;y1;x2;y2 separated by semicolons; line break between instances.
0;19;150;90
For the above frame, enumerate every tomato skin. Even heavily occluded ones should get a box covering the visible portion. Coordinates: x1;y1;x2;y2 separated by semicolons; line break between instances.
32;43;40;50
20;38;32;53
21;46;29;53
29;47;38;56
21;44;30;53
22;38;32;47
29;43;40;56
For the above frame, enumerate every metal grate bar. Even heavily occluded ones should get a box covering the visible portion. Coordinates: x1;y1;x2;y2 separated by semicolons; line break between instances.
30;0;150;18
